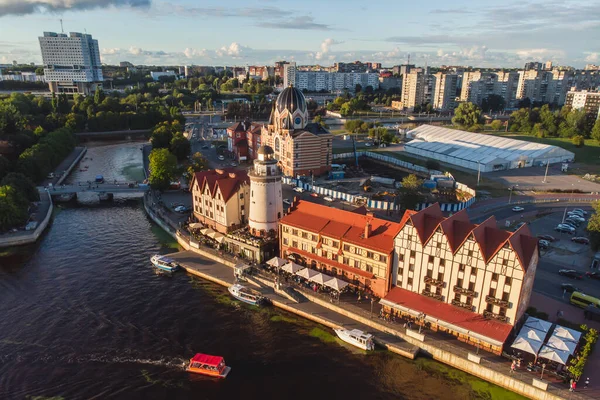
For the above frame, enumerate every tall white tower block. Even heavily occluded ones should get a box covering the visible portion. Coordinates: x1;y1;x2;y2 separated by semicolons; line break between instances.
248;145;283;236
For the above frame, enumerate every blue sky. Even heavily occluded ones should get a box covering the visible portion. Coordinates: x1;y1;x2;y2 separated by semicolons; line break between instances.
0;0;599;67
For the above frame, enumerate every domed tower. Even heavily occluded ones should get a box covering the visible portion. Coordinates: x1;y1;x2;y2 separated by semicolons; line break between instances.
248;145;283;236
272;85;309;131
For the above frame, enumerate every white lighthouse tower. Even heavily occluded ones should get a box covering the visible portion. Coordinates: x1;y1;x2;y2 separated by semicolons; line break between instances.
248;145;283;236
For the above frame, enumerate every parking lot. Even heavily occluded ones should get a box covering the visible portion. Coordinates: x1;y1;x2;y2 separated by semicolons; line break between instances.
525;209;599;304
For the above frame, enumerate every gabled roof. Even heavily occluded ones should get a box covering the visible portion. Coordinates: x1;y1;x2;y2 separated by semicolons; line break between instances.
397;204;537;272
280;201;401;253
192;168;249;203
409;203;445;245
227;122;245;132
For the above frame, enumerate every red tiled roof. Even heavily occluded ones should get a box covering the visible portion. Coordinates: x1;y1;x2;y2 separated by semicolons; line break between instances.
227;122;245;132
403;205;537;272
290;247;374;279
280;201;401;253
192;168;249;203
383;286;513;344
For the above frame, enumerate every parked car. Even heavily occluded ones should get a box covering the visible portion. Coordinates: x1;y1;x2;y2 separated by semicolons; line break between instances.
555;224;575;234
586;271;600;280
323;196;334;202
202;145;209;149
567;214;585;222
512;222;526;231
365;142;372;147
563;220;579;228
538;239;550;249
218;155;225;160
558;269;584;280
512;206;525;212
561;283;580;293
571;237;590;245
310;192;319;198
537;234;556;242
283;198;291;206
230;162;238;167
572;208;588;215
293;187;305;193
174;205;188;213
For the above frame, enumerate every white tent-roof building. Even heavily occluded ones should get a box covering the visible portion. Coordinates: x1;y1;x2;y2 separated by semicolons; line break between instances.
404;125;575;172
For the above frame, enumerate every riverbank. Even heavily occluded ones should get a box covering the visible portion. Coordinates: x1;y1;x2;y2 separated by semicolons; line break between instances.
141;196;588;400
0;146;86;249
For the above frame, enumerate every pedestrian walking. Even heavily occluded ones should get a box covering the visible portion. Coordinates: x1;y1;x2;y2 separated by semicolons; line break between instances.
510;361;516;374
571;380;577;392
585;377;589;389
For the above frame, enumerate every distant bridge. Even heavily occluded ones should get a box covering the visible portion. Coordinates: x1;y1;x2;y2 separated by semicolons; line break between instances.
40;182;150;195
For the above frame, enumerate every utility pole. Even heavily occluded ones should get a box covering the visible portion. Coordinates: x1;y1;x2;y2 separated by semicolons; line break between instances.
508;187;513;204
477;162;481;187
543;162;549;183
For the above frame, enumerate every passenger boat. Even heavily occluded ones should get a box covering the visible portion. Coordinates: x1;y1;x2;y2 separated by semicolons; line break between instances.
150;255;180;272
186;353;231;378
228;283;264;306
333;328;375;351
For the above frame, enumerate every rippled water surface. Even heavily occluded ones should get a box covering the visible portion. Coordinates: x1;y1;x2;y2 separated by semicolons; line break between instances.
0;142;517;400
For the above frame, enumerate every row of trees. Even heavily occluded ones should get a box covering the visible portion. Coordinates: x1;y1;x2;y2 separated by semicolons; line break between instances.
150;120;190;160
327;94;371;117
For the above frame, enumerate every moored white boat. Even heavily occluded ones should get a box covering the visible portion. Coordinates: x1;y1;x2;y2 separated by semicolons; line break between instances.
150;255;180;272
334;328;375;351
228;283;264;306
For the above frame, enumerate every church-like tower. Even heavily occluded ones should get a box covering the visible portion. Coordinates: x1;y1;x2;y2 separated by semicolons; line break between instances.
248;145;283;237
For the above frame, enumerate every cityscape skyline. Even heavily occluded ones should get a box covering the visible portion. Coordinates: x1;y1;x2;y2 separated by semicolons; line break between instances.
0;0;599;68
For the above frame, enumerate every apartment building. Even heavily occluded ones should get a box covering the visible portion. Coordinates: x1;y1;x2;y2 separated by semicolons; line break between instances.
431;72;458;111
494;71;520;109
38;31;102;95
279;201;402;298
460;71;496;105
516;69;549;103
400;68;427;110
283;62;297;88
293;71;380;92
565;90;600;123
190;169;250;234
546;69;574;105
381;204;538;354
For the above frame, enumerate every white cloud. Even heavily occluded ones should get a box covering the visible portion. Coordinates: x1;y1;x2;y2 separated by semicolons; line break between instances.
316;38;342;60
184;47;208;58
584;52;599;63
101;47;121;55
215;42;247;58
0;0;150;17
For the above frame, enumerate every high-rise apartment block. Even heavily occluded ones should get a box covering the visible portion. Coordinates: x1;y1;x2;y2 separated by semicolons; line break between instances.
460;71;496;106
283;62;296;88
431;72;458;111
400;68;427;110
565;90;600;124
38;31;102;95
293;71;379;92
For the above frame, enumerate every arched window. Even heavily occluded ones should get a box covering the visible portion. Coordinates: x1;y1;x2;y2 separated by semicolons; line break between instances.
274;137;280;152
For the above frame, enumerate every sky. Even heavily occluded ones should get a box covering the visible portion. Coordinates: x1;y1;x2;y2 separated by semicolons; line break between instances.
0;0;599;68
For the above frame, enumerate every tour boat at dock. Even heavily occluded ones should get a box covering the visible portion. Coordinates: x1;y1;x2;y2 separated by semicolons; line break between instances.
186;353;231;378
150;255;180;272
228;283;264;306
334;328;375;351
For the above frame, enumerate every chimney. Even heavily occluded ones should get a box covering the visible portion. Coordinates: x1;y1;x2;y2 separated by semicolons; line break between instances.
364;220;371;239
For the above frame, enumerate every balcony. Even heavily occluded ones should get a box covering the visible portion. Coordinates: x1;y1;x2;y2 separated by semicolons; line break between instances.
421;289;443;301
453;285;477;298
484;310;509;323
485;295;509;308
424;276;445;288
451;299;474;312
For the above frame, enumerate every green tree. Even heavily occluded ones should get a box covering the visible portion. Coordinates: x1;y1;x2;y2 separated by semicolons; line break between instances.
481;94;505;112
355;84;362;93
0;155;10;181
0;185;29;231
149;148;178;191
187;152;209;177
170;134;191;160
452;102;482;129
509;108;533;133
489;119;503;131
313;115;328;128
35;67;44;75
591;119;600;143
572;135;585;147
0;101;24;134
398;174;424;211
1;172;39;201
344;119;364;133
151;121;176;149
94;89;105;105
588;201;600;251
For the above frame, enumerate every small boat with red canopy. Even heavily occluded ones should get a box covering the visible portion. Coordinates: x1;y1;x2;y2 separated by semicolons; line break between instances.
186;353;231;378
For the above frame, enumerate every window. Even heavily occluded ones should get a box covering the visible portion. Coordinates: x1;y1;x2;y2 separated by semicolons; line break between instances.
486;303;494;312
426;269;433;278
437;272;444;282
399;267;404;276
302;232;308;239
343;257;350;265
466;297;472;306
366;265;373;273
502;292;510;302
292;229;298;236
332;241;339;248
492;273;499;282
409;264;415;272
428;255;434;264
410;250;416;258
502;259;508;266
302;243;308;251
425;283;431;292
471;268;477;277
468;250;473;257
367;251;374;259
381;255;387;263
499;307;507;317
489;288;496;297
436;242;442;249
459;264;465;272
292;240;298;248
241;205;244;211
311;247;316;254
343;244;350;251
505;277;512;286
454;293;461;302
398;254;404;262
457;278;463;288
468;282;475;291
439;259;445;267
407;277;413;286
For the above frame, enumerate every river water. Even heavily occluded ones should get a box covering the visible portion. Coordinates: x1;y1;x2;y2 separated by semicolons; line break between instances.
0;142;517;400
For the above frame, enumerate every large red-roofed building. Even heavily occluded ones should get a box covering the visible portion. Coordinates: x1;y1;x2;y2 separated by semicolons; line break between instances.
278;200;402;298
381;203;539;354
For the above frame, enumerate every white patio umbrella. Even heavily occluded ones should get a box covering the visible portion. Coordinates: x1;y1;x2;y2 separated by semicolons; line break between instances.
538;345;571;365
296;268;320;280
524;316;552;333
518;327;546;343
213;233;225;243
552;326;581;343
547;335;577;354
266;257;287;269
200;228;212;235
308;273;330;286
511;335;543;356
324;277;350;291
188;222;203;229
281;261;303;274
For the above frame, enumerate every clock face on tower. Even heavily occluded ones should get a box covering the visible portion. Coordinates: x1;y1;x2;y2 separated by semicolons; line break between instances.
294;117;302;125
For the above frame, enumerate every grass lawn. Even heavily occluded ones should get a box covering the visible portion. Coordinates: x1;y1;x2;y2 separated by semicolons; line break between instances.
489;133;600;172
373;150;509;197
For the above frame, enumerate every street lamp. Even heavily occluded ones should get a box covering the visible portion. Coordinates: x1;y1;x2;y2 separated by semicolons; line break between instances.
370;297;375;319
